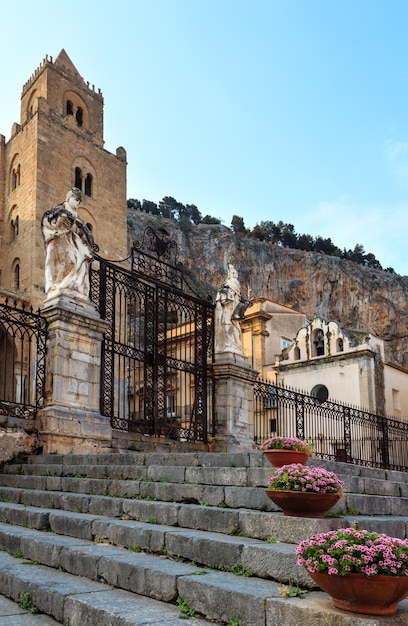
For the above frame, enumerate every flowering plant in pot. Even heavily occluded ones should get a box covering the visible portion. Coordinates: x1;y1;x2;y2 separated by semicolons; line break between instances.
260;436;313;467
296;527;408;615
264;463;344;517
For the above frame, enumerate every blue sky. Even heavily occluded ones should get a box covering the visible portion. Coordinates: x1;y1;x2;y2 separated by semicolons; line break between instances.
2;0;408;274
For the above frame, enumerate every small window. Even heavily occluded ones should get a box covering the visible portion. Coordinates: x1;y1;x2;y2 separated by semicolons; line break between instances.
84;173;92;197
294;346;301;360
336;338;344;352
166;395;176;417
282;339;292;351
392;389;401;411
75;167;82;190
12;164;20;190
10;216;19;240
76;107;83;126
66;100;74;116
14;263;20;290
264;391;277;409
74;168;94;197
167;310;178;328
311;384;329;403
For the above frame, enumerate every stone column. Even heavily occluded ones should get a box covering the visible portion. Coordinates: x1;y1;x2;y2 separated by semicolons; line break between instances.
39;294;112;454
212;352;259;452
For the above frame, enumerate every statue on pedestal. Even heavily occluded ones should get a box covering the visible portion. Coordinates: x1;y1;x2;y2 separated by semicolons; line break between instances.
41;188;94;299
215;263;251;355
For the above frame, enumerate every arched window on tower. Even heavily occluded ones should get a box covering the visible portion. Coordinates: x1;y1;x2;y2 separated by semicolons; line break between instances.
84;173;93;197
76;107;83;126
66;100;74;116
294;346;301;360
12;164;21;191
336;338;344;352
14;263;20;290
10;216;19;241
73;168;94;197
75;167;82;190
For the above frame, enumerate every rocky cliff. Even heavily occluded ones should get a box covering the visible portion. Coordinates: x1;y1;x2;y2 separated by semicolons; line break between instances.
127;211;408;369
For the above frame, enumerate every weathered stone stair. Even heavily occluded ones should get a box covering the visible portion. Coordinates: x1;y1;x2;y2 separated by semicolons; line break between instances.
0;451;406;625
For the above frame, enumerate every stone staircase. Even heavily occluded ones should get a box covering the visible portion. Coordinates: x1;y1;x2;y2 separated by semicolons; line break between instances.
0;451;406;626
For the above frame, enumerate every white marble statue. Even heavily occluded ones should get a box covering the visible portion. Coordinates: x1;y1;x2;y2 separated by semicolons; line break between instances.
215;263;250;355
41;187;94;299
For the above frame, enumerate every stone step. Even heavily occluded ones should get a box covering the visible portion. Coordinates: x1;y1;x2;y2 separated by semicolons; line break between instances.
1;469;407;517
0;522;288;624
1;453;408;625
24;451;255;469
2;482;408;540
0;551;212;625
11;450;408;481
0;593;62;625
0;502;315;588
25;452;407;469
0;526;407;626
0;496;407;589
6;461;408;498
6;453;408;499
23;451;408;481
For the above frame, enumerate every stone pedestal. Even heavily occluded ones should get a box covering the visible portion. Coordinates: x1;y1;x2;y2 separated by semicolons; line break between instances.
39;294;112;454
211;352;259;452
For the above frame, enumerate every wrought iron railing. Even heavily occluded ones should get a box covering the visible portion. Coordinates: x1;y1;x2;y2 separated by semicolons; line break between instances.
0;299;47;419
254;379;408;472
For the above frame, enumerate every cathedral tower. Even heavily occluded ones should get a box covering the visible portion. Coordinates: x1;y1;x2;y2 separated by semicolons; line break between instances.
0;49;128;308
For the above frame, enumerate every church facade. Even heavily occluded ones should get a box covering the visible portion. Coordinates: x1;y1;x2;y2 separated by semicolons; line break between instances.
240;301;408;420
0;50;128;309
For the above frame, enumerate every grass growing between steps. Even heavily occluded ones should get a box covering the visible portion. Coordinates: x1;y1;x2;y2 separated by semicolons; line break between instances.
210;562;254;577
19;592;39;614
129;545;142;552
176;596;196;617
278;582;308;598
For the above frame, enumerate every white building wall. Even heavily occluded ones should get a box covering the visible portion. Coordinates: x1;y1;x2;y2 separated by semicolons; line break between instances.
279;357;373;409
384;364;408;421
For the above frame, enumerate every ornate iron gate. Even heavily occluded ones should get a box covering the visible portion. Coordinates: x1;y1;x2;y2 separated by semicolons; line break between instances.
0;299;47;419
91;227;214;442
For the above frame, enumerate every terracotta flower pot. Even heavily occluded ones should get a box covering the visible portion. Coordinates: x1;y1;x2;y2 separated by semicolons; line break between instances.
262;449;310;467
306;570;408;615
264;489;341;517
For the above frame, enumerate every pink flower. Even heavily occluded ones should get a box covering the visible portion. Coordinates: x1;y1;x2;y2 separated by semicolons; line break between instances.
267;464;344;494
260;436;313;453
297;528;408;577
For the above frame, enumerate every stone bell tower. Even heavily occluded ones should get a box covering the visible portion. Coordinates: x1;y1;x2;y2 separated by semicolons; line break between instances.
0;49;128;309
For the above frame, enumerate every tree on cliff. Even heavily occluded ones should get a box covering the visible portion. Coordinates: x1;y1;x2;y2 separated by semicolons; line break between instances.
231;215;247;234
202;215;221;224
